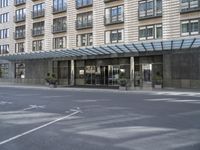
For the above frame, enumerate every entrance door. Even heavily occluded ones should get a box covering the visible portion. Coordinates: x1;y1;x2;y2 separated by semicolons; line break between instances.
142;64;152;87
100;66;108;85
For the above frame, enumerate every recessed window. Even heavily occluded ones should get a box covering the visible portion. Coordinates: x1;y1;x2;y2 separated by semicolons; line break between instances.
139;24;162;40
76;12;93;29
76;0;93;9
0;44;9;54
105;29;124;44
52;17;67;33
32;3;45;18
181;19;200;36
15;8;26;22
15;25;25;39
0;0;8;8
53;0;67;13
32;40;44;51
32;21;45;36
15;42;24;53
0;13;9;23
77;33;93;47
105;5;124;25
138;0;162;19
53;36;66;49
0;28;9;39
180;0;200;13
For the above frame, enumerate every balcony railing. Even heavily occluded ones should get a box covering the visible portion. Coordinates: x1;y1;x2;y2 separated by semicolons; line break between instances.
14;16;26;23
0;50;9;55
104;0;118;3
52;4;67;14
76;0;93;9
14;0;26;6
52;24;67;33
14;32;25;40
32;29;44;37
104;15;124;25
76;20;93;30
32;10;45;19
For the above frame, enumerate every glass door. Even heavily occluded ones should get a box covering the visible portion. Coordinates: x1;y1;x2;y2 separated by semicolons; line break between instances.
108;65;120;86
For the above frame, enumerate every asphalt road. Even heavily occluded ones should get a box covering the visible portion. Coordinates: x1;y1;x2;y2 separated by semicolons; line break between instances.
0;86;200;150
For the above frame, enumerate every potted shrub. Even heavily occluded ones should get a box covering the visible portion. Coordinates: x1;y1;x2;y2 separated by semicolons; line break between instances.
118;69;129;90
45;73;58;88
154;72;163;89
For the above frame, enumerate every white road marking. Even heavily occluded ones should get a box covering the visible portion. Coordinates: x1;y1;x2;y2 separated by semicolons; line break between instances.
0;110;81;146
23;105;45;111
145;98;200;104
0;101;13;105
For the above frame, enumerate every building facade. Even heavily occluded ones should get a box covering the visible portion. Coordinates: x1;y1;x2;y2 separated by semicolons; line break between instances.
0;0;200;89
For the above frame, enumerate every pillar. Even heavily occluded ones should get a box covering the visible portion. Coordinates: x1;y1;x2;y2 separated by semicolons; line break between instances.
130;57;135;88
70;60;75;86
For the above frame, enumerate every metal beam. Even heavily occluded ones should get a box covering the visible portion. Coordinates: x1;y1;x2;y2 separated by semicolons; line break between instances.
189;38;196;49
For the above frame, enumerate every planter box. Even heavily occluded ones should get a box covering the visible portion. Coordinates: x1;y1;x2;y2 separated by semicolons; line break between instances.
119;86;127;91
154;84;162;89
49;84;57;88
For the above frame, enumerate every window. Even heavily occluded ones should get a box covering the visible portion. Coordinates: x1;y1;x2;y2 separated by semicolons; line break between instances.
105;29;124;44
15;8;26;22
77;33;93;47
15;25;25;39
0;63;8;78
76;12;93;29
0;13;9;23
53;37;66;49
138;0;162;19
181;19;200;36
52;17;67;33
76;0;93;9
0;0;8;8
105;5;124;25
32;21;44;36
0;29;9;39
139;24;162;40
15;42;24;53
180;0;200;12
32;40;44;51
32;3;45;18
15;63;25;79
14;0;26;6
0;44;9;54
53;0;67;13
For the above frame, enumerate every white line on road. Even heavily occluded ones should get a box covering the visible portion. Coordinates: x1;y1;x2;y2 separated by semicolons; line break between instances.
23;105;46;111
0;110;81;146
0;101;13;105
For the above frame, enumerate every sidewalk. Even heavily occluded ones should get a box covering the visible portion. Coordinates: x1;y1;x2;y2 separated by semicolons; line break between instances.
0;83;200;94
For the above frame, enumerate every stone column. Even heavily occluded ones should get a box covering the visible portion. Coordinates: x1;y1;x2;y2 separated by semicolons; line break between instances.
130;57;135;89
70;60;75;86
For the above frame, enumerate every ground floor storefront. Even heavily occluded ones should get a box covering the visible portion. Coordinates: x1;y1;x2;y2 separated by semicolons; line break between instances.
0;50;200;89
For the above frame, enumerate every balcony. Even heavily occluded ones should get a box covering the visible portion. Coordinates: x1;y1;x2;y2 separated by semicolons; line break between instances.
0;50;9;55
104;15;124;25
32;10;45;19
14;0;26;6
76;0;93;9
76;20;93;30
52;4;67;14
104;0;118;3
52;24;67;33
14;32;25;40
32;29;44;37
14;16;26;23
